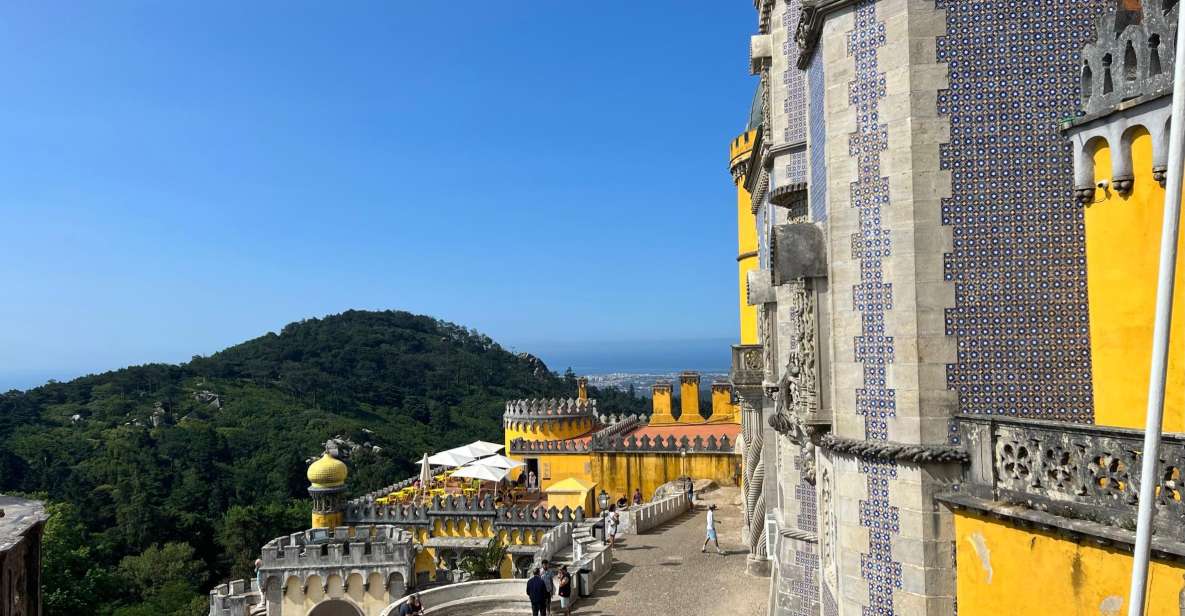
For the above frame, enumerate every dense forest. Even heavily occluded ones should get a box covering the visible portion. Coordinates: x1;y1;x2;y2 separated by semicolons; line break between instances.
0;310;647;616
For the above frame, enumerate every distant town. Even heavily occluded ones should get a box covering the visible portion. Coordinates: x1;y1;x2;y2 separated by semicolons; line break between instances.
585;371;729;395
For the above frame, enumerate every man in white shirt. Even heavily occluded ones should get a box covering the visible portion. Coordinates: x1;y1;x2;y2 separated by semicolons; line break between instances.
701;504;724;554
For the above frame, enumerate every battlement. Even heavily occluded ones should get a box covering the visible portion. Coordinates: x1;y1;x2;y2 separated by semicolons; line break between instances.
344;495;587;528
504;398;596;420
260;524;413;568
349;465;447;506
729;129;757;174
208;579;259;616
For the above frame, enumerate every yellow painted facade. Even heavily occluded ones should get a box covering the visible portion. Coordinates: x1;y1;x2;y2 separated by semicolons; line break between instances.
279;572;394;615
954;511;1185;616
407;523;543;583
1084;129;1185;431
503;416;595;466
731;130;759;344
521;450;737;505
544;477;597;512
310;511;343;529
708;383;739;423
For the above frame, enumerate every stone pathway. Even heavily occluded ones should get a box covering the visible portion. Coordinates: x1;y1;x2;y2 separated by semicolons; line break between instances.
573;486;766;616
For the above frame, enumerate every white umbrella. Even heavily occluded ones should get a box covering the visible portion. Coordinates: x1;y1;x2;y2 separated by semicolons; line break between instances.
464;440;505;456
451;463;510;483
426;449;475;467
470;454;524;470
418;454;432;493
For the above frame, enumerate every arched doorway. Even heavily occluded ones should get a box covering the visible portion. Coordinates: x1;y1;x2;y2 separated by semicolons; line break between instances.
308;599;364;616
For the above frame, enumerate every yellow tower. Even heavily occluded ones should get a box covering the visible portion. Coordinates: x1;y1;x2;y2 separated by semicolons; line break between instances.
307;451;348;528
503;399;596;460
708;382;739;423
649;380;675;425
730;130;759;344
678;371;705;423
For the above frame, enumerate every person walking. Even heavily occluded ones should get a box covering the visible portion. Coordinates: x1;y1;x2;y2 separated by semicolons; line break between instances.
702;503;724;554
556;564;573;616
632;487;643;506
685;477;695;509
540;559;555;613
526;568;550;616
605;504;620;547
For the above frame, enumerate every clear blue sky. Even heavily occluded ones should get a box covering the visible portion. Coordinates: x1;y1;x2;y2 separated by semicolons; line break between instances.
0;2;756;390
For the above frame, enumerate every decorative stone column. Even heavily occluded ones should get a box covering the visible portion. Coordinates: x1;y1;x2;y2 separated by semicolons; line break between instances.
732;342;770;577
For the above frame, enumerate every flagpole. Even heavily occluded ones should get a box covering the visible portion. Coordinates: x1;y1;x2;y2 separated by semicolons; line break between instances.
1127;6;1185;613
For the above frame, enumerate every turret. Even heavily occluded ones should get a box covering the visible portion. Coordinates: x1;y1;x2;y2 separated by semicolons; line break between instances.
679;371;705;423
307;451;348;529
731;128;760;345
709;382;739;423
503;398;596;458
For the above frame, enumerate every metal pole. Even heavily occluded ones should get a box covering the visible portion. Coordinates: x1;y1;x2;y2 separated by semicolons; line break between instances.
1127;6;1185;614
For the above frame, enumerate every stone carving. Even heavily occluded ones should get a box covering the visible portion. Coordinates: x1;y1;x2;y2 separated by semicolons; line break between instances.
819;465;837;591
768;281;822;483
817;433;968;464
958;415;1185;540
1079;0;1177;116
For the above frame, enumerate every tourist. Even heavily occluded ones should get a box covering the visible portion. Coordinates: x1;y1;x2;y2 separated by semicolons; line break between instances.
702;503;724;555
541;559;556;603
685;477;695;509
398;593;424;616
616;494;628;509
254;559;265;605
526;568;550;616
605;504;620;547
528;470;538;492
632;487;643;506
556;564;573;616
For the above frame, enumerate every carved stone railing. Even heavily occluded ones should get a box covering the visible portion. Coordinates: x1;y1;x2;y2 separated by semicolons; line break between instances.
589;414;644;446
957;414;1185;540
510;434;734;455
731;344;764;387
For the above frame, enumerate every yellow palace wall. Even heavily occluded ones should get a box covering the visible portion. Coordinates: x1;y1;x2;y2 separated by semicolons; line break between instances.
280;572;397;615
1084;128;1185;431
526;451;739;504
954;511;1185;616
405;522;544;583
732;130;759;345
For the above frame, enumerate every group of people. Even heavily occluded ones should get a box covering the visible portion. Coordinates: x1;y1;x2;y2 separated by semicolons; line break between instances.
526;559;574;616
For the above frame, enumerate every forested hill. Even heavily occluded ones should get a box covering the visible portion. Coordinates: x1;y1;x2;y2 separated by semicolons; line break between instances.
0;310;647;616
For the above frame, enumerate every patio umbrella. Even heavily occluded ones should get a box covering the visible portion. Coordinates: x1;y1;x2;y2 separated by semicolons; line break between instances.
452;462;512;500
469;454;524;470
418;454;432;493
464;440;505;456
426;448;476;467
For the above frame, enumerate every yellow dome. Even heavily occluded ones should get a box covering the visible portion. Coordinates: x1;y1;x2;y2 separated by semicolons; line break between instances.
307;452;348;488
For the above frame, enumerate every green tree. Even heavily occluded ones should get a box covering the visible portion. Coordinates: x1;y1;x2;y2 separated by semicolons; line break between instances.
458;536;508;580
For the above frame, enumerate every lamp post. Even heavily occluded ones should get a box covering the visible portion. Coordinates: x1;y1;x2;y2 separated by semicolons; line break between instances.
598;489;609;513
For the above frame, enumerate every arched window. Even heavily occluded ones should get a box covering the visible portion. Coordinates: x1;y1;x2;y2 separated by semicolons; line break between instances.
1124;41;1138;81
1082;62;1094;107
1149;34;1162;75
1102;54;1115;94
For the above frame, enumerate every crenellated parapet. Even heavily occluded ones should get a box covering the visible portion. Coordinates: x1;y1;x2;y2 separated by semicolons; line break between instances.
344;494;586;530
504;398;596;422
257;524;416;598
207;579;260;616
589;414;645;446
349;465;447;507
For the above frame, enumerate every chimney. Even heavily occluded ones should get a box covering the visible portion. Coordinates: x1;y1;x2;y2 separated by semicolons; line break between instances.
710;382;737;423
679;371;705;423
650;380;674;425
577;376;588;401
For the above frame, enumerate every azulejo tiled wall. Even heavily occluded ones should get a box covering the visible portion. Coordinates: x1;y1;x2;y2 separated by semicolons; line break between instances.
935;0;1108;422
845;1;903;613
808;49;828;223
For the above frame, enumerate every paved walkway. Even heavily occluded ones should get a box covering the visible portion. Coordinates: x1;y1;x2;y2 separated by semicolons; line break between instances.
573;486;767;616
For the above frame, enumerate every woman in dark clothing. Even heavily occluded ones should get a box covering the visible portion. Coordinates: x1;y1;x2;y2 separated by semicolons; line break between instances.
557;564;573;616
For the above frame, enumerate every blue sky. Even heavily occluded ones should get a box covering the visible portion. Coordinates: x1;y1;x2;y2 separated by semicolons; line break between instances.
0;2;756;390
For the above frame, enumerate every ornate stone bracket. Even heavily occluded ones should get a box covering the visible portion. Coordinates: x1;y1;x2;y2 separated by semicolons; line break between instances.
817;433;968;464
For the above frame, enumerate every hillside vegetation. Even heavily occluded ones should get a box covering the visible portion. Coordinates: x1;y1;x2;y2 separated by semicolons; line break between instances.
0;310;646;616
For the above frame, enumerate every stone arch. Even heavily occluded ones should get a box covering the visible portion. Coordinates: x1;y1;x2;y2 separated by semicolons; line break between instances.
386;572;406;597
325;573;345;597
514;555;535;578
1082;61;1094;108
307;599;364;616
344;572;365;600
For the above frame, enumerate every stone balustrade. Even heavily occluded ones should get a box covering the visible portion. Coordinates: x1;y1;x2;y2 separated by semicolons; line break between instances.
345;495;586;529
619;493;690;535
379;579;532;616
531;522;572;570
510;433;734;455
955;414;1185;542
207;579;260;616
